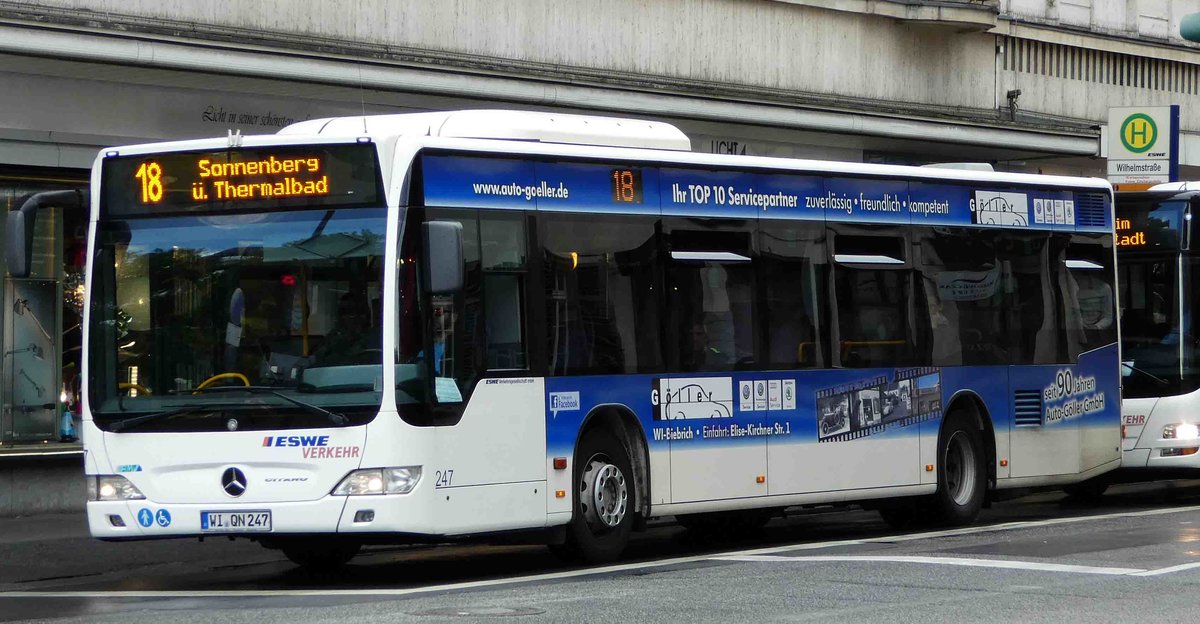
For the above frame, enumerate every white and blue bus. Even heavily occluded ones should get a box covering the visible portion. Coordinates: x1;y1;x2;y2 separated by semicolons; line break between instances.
7;110;1121;568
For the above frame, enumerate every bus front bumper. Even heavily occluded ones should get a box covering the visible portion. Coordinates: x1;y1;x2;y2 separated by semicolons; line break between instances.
88;498;353;539
1123;443;1200;469
87;490;451;539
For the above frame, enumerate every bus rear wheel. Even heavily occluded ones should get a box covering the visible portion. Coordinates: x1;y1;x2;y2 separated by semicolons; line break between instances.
554;428;636;564
931;415;986;525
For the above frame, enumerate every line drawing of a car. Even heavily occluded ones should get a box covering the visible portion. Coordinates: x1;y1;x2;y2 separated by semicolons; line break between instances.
973;195;1028;227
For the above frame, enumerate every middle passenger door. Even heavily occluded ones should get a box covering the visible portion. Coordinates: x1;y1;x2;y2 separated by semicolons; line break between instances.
661;215;768;503
779;223;924;494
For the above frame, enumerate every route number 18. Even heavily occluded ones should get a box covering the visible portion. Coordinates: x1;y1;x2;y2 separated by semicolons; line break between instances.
611;168;642;204
135;161;164;204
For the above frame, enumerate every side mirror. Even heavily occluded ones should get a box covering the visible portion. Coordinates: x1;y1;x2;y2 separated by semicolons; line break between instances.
6;190;88;279
6;208;34;278
422;221;464;294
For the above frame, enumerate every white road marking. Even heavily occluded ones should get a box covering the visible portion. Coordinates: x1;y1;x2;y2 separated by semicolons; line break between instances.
1131;562;1200;576
3;504;1200;599
717;555;1145;575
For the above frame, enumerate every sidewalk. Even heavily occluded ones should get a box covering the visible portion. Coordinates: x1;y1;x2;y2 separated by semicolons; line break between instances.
0;447;84;517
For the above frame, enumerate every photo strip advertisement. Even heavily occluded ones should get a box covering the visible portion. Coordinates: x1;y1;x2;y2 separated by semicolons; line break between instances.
815;368;942;443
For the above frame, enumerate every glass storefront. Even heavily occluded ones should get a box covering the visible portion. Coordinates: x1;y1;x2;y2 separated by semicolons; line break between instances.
0;168;89;446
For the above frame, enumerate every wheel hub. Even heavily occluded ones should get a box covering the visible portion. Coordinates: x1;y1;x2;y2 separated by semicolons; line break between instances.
945;430;978;506
584;459;628;529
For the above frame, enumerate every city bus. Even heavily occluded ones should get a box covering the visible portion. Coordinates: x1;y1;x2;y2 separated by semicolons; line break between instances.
1115;185;1200;483
6;110;1121;569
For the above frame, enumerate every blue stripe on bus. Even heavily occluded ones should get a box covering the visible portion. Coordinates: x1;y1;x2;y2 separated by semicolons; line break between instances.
543;344;1119;454
422;155;1112;233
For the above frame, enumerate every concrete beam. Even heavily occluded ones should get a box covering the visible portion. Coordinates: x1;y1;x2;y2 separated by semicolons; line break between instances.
0;23;1099;156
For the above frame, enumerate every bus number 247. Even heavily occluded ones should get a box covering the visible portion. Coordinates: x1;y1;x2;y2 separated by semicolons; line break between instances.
435;470;454;488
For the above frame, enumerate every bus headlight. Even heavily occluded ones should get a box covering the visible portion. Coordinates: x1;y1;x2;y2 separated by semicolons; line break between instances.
87;475;146;501
1164;424;1200;440
332;467;422;496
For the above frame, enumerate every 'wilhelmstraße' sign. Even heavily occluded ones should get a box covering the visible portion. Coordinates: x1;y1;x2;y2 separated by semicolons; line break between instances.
1107;105;1179;185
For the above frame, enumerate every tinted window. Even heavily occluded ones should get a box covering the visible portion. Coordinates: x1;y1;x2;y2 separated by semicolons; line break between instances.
541;214;662;375
422;208;485;407
1181;258;1200;396
916;229;1021;365
666;221;758;372
831;226;920;368
1064;233;1118;356
1119;254;1182;398
1114;198;1184;250
760;222;827;368
480;212;529;369
397;207;531;424
996;231;1060;364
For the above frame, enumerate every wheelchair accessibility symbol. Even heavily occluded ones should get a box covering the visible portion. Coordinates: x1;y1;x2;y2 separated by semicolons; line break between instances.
136;508;172;528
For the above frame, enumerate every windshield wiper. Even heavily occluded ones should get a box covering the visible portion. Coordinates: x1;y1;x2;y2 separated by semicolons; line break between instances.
108;404;222;433
297;382;376;394
1121;362;1171;387
193;386;350;426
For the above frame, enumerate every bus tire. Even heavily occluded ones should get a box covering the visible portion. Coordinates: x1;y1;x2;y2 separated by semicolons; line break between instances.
280;541;361;571
558;428;636;564
931;415;986;525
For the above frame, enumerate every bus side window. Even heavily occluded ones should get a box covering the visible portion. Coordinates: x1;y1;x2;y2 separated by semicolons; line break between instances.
760;222;827;368
412;208;531;414
915;228;1010;366
830;228;918;368
423;208;483;406
665;222;758;373
480;212;529;370
995;231;1059;365
540;213;662;375
1064;233;1117;358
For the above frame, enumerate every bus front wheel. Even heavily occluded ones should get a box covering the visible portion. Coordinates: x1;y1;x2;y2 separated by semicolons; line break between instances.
555;428;636;563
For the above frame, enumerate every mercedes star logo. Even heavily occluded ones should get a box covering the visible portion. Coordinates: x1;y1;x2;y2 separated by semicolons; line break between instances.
221;467;247;497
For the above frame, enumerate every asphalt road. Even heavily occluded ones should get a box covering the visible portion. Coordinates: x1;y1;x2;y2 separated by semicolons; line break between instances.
4;480;1200;622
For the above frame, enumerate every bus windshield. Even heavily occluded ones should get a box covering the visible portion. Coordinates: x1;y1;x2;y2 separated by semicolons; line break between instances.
87;207;387;430
1117;198;1200;398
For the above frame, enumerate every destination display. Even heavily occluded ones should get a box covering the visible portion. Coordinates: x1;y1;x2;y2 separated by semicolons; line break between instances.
421;154;1111;232
101;144;383;216
1114;200;1184;249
